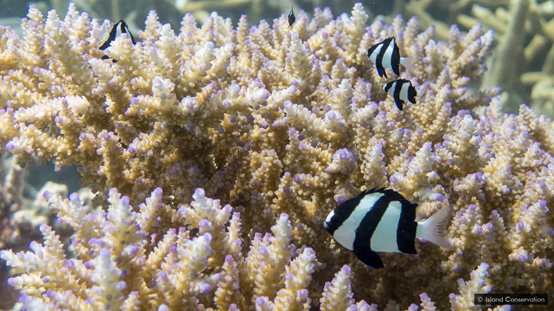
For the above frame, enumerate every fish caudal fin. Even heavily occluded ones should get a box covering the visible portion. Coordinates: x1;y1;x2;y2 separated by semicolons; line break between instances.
416;205;451;248
400;55;415;74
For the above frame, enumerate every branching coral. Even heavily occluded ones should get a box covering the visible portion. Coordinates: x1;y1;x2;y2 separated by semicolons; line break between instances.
1;188;319;310
1;2;553;310
407;0;554;117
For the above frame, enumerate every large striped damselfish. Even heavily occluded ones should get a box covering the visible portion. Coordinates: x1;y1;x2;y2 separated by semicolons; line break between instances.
324;188;450;269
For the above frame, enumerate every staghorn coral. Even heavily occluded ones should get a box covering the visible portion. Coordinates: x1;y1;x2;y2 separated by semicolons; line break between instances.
0;153;86;309
0;2;553;310
407;0;554;117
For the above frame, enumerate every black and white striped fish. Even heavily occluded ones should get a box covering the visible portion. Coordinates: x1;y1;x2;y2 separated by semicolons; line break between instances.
384;79;417;111
367;37;413;78
288;7;296;28
99;19;136;60
324;188;450;269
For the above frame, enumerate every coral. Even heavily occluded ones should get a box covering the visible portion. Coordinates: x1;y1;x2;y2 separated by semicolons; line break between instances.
0;153;82;309
1;2;553;310
407;0;554;117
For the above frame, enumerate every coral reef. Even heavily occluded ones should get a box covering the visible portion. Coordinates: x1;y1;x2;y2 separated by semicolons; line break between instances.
407;0;554;117
1;1;553;310
0;153;89;309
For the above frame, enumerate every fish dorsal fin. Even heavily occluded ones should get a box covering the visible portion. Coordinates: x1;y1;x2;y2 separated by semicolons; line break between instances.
359;188;417;208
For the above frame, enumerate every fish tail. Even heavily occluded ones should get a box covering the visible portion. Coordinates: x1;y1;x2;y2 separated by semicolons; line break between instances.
416;205;451;248
400;55;415;74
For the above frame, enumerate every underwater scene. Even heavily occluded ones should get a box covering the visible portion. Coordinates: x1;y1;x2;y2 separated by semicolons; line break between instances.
0;0;553;310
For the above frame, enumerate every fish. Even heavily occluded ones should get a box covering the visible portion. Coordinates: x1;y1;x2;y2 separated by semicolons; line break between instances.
324;188;450;269
383;79;417;111
367;37;413;78
288;7;296;28
99;19;136;60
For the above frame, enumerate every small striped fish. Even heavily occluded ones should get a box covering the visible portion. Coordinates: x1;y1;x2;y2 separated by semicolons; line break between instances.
324;188;450;269
384;79;417;111
99;20;136;61
367;37;413;78
288;7;296;28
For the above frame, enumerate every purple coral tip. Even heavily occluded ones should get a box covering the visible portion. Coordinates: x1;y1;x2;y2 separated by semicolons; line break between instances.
117;281;126;291
5;141;15;151
43;190;51;199
69;192;79;202
129;245;139;256
256;297;268;306
194;188;205;197
65;260;75;269
159;271;168;279
46;289;55;299
202;284;212;293
153;187;163;196
84;260;94;269
199;219;209;227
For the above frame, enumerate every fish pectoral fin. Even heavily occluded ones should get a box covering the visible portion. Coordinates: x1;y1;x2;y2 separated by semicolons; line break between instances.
354;249;384;269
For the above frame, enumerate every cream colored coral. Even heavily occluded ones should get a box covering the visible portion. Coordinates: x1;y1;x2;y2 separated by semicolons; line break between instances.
1;2;553;310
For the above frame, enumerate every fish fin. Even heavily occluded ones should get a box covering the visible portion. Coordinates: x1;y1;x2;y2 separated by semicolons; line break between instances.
354;249;384;269
376;66;386;78
98;39;111;50
359;187;386;196
125;27;137;45
416;205;451;248
408;84;417;104
400;55;415;73
394;99;404;111
99;20;120;50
